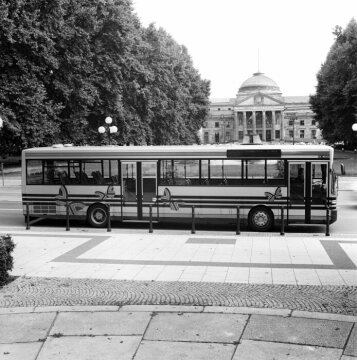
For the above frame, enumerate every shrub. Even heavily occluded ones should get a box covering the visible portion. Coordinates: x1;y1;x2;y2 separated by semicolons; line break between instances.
0;234;15;286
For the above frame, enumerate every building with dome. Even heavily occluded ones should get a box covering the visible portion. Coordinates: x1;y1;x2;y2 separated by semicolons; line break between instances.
201;72;321;144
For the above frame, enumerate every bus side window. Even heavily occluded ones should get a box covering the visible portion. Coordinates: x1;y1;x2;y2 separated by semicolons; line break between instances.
266;160;285;185
27;160;43;185
244;160;265;184
312;164;327;203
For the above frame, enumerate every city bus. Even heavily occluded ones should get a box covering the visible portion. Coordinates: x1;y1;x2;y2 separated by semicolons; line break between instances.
22;144;337;231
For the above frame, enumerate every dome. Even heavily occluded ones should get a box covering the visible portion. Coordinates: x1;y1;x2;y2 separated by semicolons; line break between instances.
238;72;281;94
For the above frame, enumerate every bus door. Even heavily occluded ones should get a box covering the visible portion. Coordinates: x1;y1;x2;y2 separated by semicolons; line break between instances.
289;162;329;223
289;163;308;222
311;162;328;206
121;161;157;219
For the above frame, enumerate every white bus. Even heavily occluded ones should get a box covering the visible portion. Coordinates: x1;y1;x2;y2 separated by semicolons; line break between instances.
22;144;337;231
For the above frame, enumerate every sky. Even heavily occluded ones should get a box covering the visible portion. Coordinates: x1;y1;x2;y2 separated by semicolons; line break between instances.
132;0;356;99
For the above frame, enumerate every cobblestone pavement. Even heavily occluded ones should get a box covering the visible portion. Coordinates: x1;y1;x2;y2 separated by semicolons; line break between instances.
0;277;356;315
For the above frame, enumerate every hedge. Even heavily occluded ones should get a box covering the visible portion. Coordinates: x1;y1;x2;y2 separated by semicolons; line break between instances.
0;234;15;286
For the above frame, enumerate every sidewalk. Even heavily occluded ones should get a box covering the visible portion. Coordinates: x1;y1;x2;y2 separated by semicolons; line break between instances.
2;230;357;286
0;230;356;359
0;305;356;360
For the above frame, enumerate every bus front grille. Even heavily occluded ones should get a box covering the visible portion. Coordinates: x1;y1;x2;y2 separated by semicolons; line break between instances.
33;202;56;215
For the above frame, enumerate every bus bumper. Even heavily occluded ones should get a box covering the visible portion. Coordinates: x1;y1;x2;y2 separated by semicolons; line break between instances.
330;209;337;224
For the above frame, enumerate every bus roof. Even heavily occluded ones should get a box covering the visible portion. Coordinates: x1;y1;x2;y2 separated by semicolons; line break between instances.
22;144;333;160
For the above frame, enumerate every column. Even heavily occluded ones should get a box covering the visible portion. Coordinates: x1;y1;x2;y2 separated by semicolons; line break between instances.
252;111;256;134
233;111;238;141
243;112;247;135
271;111;276;140
262;111;266;141
280;111;284;140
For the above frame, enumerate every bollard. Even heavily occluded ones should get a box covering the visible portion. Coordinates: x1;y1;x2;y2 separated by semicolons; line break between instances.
149;205;153;233
107;204;111;232
26;203;30;230
0;162;4;186
236;206;240;235
191;206;196;234
325;206;330;237
280;206;285;236
66;202;70;231
340;163;345;175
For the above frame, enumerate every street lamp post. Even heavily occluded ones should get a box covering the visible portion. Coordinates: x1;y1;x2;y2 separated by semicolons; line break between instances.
352;123;357;152
98;116;118;145
0;117;4;185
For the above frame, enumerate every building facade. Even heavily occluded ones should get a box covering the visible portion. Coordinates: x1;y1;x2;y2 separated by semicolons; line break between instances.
201;72;321;144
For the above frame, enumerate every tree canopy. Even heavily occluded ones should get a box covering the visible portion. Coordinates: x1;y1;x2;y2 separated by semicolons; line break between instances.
310;19;357;145
0;0;210;155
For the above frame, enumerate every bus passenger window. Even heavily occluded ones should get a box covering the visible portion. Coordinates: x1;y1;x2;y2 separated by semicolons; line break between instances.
201;160;209;185
244;160;265;183
312;163;327;203
210;160;225;185
43;160;68;185
173;160;186;185
82;160;102;185
224;160;242;185
69;161;81;184
110;160;120;185
266;160;285;184
27;160;43;185
159;160;173;185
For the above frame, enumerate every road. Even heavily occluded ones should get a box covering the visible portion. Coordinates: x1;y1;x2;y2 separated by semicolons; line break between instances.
0;176;356;234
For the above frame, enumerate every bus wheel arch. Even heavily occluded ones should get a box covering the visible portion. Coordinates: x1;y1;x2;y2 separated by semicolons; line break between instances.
87;203;108;228
248;206;274;232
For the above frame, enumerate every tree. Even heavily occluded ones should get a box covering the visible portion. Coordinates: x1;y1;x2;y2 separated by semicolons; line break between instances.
310;19;357;146
0;0;210;154
140;25;210;145
0;0;62;155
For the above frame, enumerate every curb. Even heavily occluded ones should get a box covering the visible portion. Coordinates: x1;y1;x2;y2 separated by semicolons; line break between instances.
1;305;356;323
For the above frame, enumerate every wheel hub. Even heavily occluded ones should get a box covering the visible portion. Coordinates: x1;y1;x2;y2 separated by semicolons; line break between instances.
94;210;105;222
254;211;268;227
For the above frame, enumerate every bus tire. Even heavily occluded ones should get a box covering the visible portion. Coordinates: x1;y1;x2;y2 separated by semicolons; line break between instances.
248;206;274;232
87;204;108;228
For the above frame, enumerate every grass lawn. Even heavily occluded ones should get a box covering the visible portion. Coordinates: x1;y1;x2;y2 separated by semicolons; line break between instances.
333;150;357;176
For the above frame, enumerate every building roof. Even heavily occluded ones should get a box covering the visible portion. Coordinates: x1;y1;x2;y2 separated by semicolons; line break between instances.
284;96;310;104
209;98;236;105
238;72;281;94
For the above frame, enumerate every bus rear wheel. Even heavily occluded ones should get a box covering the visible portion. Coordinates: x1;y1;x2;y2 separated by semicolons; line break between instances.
248;206;274;232
87;204;108;228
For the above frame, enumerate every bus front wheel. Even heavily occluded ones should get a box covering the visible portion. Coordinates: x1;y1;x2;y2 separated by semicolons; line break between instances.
248;206;274;232
87;204;108;228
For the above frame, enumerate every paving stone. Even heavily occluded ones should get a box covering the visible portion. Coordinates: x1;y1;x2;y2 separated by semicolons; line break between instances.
0;307;35;314
242;315;353;348
344;325;357;357
203;306;291;316
37;336;141;360
0;343;42;360
144;312;248;343
120;305;203;312
292;310;357;323
341;356;357;360
34;305;119;313
233;339;343;360
0;313;56;343
50;311;151;336
134;340;235;360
